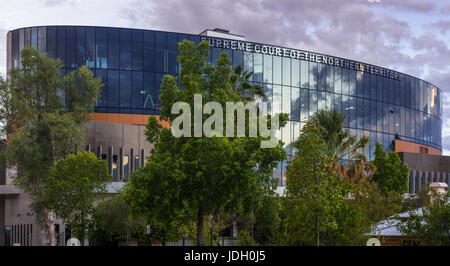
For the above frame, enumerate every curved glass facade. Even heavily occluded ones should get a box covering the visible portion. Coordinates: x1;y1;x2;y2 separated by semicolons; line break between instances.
7;26;443;186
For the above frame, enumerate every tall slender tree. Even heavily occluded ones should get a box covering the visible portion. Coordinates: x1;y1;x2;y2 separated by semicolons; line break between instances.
124;40;287;246
0;46;102;245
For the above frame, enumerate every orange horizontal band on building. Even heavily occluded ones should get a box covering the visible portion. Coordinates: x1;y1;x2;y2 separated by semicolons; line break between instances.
395;139;441;155
89;113;170;128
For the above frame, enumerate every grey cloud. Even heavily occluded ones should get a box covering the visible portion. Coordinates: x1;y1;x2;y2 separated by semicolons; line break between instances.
429;20;450;34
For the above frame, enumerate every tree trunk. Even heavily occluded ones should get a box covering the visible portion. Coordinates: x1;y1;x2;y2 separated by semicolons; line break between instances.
315;213;319;247
45;210;56;246
196;209;204;246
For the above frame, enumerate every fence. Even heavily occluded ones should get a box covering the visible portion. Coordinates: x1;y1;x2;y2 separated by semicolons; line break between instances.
0;224;33;246
165;236;238;246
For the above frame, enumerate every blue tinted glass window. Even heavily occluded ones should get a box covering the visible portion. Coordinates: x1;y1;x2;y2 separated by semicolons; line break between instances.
292;60;300;88
143;72;156;109
282;57;290;86
143;31;155;72
370;73;377;100
309;62;318;90
356;71;363;97
342;94;349;127
291;87;300;121
108;29;119;69
95;69;108;107
370;100;376;131
155;32;166;72
377;75;383;101
300;89;308;122
31;27;38;49
273;56;282;85
342;68;349;95
46;27;56;59
349;69;356;96
301;60;309;88
334;93;342;114
96;28;107;68
211;47;222;66
120;29;132;70
272;85;281;114
309;90;317;118
377;102;383;132
66;27;76;68
363;72;370;98
326;65;334;92
233;50;243;70
334;67;341;94
318;91;326;111
318;64;326;91
56;27;66;66
389;79;395;105
349;96;356;128
120;71;131;108
168;41;178;73
264;55;272;83
155;73;164;108
357;98;364;129
253;53;262;82
395;80;400;105
383;77;389;103
75;27;85;67
86;38;95;68
282;86;291;116
37;27;46;54
263;83;272;114
108;70;119;108
132;30;143;71
132;71;143;109
244;52;253;81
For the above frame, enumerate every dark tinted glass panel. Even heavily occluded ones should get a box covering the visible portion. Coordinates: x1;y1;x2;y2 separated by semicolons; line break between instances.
96;69;108;107
96;28;107;68
143;72;156;109
56;27;66;66
144;31;155;71
363;72;370;98
264;55;273;83
46;27;56;59
282;57;290;86
356;71;363;97
334;66;341;94
132;71;143;109
108;29;119;69
273;56;281;85
254;53;263;82
291;87;300;121
37;27;46;53
75;27;85;67
31;27;38;48
120;71;131;108
155;32;166;72
86;38;95;68
120;29;132;70
108;70;119;108
301;60;309;88
168;42;178;73
342;68;349;95
349;70;356;96
132;31;144;71
309;62;318;90
300;89;308;122
292;60;300;87
66;27;76;68
233;50;243;70
318;64;326;91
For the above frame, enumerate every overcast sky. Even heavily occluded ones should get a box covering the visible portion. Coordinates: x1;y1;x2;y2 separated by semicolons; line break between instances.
0;0;449;154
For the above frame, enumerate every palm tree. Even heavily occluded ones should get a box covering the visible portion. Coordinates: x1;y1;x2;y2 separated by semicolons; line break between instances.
230;65;265;101
314;109;372;181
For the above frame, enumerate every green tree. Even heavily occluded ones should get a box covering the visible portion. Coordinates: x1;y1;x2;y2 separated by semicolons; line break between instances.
45;151;110;245
371;142;410;197
398;191;450;245
283;118;352;246
0;46;102;245
92;194;146;246
253;191;282;246
124;40;286;246
314;109;369;178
